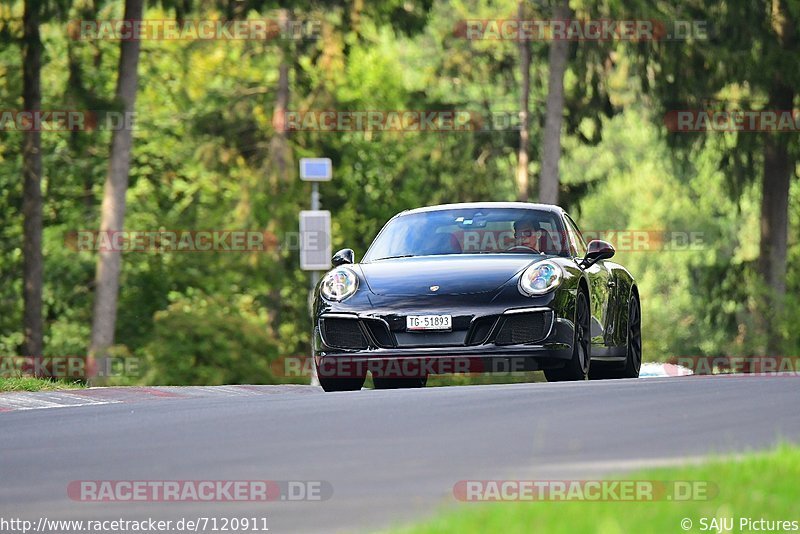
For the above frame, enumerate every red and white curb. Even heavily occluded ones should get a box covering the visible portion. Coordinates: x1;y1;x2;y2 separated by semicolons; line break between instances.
0;367;698;412
0;385;317;413
639;362;694;378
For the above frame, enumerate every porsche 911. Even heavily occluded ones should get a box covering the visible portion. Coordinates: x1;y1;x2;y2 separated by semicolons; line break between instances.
312;202;641;391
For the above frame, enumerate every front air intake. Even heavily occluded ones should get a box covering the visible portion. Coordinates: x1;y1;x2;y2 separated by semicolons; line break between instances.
322;318;368;349
494;312;550;345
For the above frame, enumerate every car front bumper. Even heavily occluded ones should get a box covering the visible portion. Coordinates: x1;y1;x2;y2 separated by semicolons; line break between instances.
312;292;576;376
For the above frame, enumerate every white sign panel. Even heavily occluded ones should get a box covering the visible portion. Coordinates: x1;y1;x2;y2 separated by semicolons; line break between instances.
299;210;332;271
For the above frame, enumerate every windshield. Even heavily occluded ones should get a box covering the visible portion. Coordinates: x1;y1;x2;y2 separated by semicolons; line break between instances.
363;208;569;261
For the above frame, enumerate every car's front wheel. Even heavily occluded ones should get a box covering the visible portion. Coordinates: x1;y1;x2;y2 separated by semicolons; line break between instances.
545;290;590;382
316;365;365;392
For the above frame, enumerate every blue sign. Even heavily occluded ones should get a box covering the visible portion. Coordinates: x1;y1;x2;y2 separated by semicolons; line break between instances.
299;158;332;181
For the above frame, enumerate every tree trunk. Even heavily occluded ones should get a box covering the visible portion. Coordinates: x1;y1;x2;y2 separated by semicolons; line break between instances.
758;82;793;356
267;10;306;385
21;0;44;366
758;0;795;356
270;8;290;189
539;0;570;205
515;1;531;201
88;0;144;380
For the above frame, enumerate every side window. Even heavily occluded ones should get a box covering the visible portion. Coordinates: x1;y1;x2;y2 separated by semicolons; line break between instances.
564;215;587;257
537;221;560;255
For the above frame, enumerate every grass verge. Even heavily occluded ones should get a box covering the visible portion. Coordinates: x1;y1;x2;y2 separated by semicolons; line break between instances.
392;444;800;533
0;377;85;392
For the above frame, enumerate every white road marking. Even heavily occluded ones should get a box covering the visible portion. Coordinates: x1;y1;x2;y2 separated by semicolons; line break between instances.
0;391;121;411
0;385;320;413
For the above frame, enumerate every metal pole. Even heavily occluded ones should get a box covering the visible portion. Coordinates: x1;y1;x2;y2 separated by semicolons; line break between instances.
311;182;320;211
310;182;321;296
309;181;321;386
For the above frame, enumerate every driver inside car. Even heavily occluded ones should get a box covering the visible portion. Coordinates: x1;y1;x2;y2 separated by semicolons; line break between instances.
511;219;542;252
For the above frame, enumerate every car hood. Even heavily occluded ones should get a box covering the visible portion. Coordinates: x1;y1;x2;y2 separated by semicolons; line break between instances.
359;254;543;296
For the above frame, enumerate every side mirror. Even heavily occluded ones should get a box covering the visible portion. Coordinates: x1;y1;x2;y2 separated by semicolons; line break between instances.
332;248;355;266
582;240;615;267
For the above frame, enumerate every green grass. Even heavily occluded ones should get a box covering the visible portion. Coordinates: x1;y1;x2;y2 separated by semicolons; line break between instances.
392;445;800;533
0;376;85;392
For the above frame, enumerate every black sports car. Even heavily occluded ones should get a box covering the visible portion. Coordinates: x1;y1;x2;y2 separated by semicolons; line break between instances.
311;202;641;391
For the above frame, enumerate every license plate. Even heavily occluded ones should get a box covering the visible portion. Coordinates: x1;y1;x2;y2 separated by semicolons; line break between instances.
406;314;452;331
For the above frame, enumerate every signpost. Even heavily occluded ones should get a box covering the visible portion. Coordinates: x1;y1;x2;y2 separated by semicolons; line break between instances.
299;158;333;387
299;157;332;275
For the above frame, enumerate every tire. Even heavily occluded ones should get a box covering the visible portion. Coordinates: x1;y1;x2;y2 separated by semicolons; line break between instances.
372;374;428;390
620;292;642;377
589;293;642;379
545;290;590;382
316;365;365;392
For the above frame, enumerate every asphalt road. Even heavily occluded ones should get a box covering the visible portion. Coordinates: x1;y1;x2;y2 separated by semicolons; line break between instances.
1;375;799;533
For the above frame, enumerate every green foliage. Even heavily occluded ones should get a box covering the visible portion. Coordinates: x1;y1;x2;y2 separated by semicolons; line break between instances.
564;105;790;360
0;376;84;392
142;290;278;385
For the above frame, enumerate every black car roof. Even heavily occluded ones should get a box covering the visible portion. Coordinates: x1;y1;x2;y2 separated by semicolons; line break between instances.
400;202;566;216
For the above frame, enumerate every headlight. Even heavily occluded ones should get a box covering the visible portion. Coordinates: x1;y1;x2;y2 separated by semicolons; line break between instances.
320;267;359;302
518;260;563;296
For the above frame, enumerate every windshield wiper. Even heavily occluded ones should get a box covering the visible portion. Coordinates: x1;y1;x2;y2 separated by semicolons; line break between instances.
374;254;417;261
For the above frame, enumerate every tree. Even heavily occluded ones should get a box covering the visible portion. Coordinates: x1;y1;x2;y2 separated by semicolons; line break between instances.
516;1;531;201
88;0;144;379
758;0;794;355
539;0;571;205
21;0;44;365
270;8;292;188
626;0;799;354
